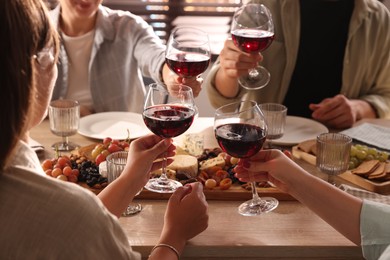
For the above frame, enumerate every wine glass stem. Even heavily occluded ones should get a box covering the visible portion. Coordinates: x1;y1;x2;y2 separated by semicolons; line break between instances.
62;136;69;146
250;181;262;205
248;68;259;78
159;151;169;183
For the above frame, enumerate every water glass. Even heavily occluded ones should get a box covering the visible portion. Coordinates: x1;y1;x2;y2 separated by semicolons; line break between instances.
49;99;80;151
259;103;287;146
316;133;352;185
106;151;142;216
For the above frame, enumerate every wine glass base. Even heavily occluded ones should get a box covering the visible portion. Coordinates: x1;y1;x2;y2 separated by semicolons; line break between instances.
239;66;270;90
122;203;142;216
144;178;183;193
238;197;278;216
51;142;79;151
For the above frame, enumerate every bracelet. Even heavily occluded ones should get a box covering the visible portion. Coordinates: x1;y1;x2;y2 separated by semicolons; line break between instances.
150;243;180;259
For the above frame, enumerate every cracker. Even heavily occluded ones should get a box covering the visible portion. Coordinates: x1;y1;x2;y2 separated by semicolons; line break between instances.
351;159;380;176
367;162;387;179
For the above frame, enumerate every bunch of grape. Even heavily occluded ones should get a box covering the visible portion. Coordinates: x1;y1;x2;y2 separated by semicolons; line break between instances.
91;137;130;165
349;144;389;169
42;155;82;183
76;159;107;188
41;155;107;188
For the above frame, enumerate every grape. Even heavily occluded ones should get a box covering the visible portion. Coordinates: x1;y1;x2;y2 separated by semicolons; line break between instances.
205;178;217;189
349;144;389;169
367;147;378;156
356;150;367;160
350;146;358;157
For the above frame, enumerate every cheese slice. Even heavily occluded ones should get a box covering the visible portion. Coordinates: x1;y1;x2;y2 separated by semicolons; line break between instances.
199;156;225;171
181;133;204;156
167;155;199;178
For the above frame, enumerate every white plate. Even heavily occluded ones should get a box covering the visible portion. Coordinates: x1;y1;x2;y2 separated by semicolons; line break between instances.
78;112;150;140
271;116;328;146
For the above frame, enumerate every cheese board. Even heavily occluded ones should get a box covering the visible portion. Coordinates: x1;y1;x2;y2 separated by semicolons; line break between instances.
292;144;390;194
71;143;296;201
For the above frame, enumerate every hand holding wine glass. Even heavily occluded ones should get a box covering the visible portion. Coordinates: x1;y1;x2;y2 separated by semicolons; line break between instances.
214;100;278;216
166;27;211;79
143;83;197;193
231;3;274;90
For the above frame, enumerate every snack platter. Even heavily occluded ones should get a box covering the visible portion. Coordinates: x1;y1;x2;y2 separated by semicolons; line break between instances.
63;143;296;201
292;140;390;195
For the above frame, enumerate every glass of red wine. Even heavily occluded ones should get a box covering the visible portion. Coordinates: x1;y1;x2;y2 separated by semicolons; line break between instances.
166;26;211;78
231;3;274;90
214;100;278;216
143;83;197;193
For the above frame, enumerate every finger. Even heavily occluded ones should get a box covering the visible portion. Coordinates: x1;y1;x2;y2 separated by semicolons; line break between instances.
170;185;192;203
149;138;173;155
150;158;174;172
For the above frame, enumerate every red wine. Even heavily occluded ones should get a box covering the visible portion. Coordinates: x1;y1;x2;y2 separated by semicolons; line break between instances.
215;123;266;158
166;52;210;78
143;105;195;138
231;29;274;53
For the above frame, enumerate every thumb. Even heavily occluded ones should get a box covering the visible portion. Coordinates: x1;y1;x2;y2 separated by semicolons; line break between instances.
169;185;192;204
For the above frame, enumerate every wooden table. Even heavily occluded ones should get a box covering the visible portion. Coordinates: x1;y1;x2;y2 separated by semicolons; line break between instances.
30;118;371;260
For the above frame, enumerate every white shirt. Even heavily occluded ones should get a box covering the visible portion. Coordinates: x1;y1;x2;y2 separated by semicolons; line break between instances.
62;30;95;112
361;200;390;260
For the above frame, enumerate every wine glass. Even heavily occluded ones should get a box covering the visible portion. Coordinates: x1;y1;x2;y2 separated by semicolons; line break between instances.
48;99;80;151
316;133;352;186
214;100;278;216
143;82;197;193
166;26;211;78
231;3;274;90
106;151;142;216
259;103;287;148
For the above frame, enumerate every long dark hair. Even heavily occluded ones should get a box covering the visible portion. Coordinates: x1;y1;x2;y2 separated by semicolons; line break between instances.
0;0;59;169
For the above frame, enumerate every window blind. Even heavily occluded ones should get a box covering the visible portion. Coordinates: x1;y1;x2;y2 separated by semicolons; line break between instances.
103;0;242;55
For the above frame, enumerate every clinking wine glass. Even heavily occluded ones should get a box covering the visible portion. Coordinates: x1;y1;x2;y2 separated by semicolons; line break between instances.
143;83;197;193
231;3;274;90
214;100;278;216
48;99;80;151
166;26;211;79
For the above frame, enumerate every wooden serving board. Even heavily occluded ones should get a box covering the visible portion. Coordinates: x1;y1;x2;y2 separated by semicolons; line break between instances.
80;182;295;201
74;144;295;201
292;145;390;194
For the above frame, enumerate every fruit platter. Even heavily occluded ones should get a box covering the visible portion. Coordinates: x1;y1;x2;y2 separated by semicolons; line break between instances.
40;136;295;200
292;139;390;194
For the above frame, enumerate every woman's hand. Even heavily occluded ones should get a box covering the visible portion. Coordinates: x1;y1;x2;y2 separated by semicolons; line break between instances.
124;134;176;188
153;182;209;257
234;149;301;193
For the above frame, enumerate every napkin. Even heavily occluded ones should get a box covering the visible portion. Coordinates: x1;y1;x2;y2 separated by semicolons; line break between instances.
340;123;390;151
340;184;390;205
